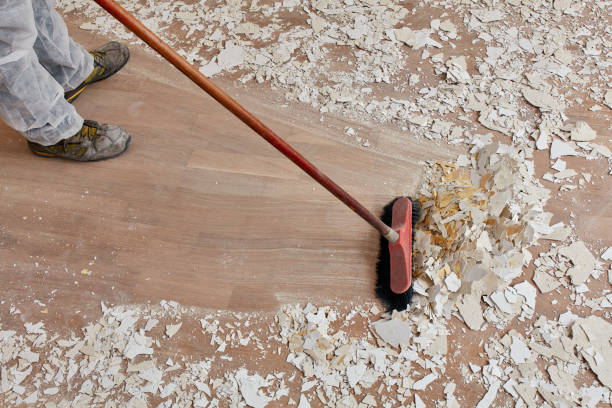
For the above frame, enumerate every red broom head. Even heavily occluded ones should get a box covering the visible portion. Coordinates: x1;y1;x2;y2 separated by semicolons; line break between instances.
388;197;414;294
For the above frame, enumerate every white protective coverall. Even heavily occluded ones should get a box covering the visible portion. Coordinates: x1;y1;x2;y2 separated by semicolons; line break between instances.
0;0;93;145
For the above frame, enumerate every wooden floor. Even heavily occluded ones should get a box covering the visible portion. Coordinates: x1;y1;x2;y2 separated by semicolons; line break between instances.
1;17;611;408
0;30;458;326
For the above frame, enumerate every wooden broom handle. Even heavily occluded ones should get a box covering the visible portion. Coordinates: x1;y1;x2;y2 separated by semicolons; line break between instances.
93;0;398;242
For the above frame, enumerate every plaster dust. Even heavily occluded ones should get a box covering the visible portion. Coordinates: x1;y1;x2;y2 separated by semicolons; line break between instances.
1;0;611;407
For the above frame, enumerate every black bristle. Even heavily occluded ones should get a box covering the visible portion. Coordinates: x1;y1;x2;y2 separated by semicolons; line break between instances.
375;197;420;312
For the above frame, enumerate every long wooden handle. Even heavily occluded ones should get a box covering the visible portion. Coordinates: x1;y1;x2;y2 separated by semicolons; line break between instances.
93;0;398;242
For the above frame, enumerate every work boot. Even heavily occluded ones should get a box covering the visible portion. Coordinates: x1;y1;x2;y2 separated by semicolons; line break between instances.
28;120;131;162
65;41;130;103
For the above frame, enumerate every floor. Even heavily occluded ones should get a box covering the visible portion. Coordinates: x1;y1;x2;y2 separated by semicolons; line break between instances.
1;9;610;408
0;28;459;326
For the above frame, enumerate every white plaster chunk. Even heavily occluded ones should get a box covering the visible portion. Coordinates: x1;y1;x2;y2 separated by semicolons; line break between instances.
413;373;438;390
536;130;550;150
554;0;572;11
591;144;611;158
476;230;493;251
361;394;376;406
554;169;578;179
604;90;612;109
297;394;311;408
346;362;367;388
395;27;441;49
445;273;461;292
510;336;532;364
572;316;612;389
551;159;566;171
414;394;426;408
165;323;182;338
542;223;570;241
446;56;471;84
439;20;456;33
217;44;244;69
370;317;413;348
80;22;97;31
533;270;561;293
514;281;536;310
18;349;39;363
519;38;534;53
490;291;515;314
457;294;484;330
309;15;326;33
558;241;596;285
550;139;578;160
475;380;500;408
123;334;153;360
522;88;557;111
234;22;260;37
144;318;158;332
200;60;221;77
24;322;45;334
408;114;428;126
235;368;272;408
471;9;505;23
571;121;597;141
559;311;579;327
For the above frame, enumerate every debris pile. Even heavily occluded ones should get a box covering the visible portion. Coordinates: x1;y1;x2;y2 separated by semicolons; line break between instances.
2;297;610;407
276;302;449;407
58;0;611;157
476;314;612;407
411;137;550;327
0;301;288;407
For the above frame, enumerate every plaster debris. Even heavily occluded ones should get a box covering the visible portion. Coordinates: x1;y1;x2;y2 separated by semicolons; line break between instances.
551;159;566;172
54;0;610;181
558;241;596;285
297;394;311;408
543;223;570;241
570;121;597;141
533;270;561;293
235;369;273;408
605;90;612;109
475;380;500;408
522;88;557;111
165;322;182;338
370;317;412;348
572;316;612;389
412;373;438;390
411;139;552;327
6;1;610;406
414;394;426;408
471;9;505;23
510;336;532;364
457;294;484;330
550;139;578;160
444;272;461;292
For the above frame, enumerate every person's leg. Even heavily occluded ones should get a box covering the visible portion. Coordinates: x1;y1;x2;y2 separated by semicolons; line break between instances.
30;0;93;92
0;0;83;146
31;0;129;103
0;0;131;160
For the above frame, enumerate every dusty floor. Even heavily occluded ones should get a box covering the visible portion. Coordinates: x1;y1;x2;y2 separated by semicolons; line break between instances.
0;1;611;407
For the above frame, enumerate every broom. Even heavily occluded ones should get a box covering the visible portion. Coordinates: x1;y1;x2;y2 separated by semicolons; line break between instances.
93;0;419;311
